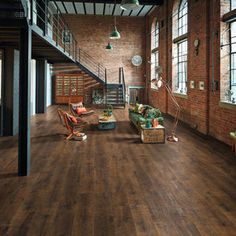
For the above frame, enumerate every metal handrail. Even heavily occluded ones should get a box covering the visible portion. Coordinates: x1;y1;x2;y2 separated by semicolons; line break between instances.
19;1;107;84
120;67;126;105
23;0;78;61
76;48;106;82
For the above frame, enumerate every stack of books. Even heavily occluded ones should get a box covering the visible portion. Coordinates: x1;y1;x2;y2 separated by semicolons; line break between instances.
76;133;87;141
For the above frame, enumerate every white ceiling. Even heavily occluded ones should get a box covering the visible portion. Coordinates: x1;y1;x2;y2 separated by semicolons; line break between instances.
53;1;155;17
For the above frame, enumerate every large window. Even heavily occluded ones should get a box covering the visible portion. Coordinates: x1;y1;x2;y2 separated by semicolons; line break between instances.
177;40;188;93
220;0;236;103
230;21;236;102
151;20;159;90
231;0;236;10
178;0;188;36
172;0;188;95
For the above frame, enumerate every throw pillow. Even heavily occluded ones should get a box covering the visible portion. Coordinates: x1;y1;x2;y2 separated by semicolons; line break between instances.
71;102;83;110
76;107;87;115
138;104;144;114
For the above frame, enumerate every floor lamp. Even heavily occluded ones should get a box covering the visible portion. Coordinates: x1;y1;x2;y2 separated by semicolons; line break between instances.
151;66;180;142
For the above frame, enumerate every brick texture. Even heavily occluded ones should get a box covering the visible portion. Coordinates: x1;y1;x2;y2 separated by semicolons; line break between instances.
64;15;146;94
146;0;236;145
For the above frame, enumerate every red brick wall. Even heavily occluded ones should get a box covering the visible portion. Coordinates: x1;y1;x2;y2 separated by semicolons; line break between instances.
146;0;236;145
64;15;146;91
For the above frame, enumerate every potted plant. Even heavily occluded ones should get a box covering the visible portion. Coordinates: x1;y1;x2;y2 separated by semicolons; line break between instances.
103;104;113;117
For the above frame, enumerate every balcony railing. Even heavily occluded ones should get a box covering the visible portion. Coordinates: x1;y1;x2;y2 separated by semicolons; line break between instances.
25;0;77;60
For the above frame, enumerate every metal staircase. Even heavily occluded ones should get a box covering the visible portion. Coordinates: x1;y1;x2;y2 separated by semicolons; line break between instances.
13;0;126;108
53;48;126;108
105;68;126;108
75;51;126;107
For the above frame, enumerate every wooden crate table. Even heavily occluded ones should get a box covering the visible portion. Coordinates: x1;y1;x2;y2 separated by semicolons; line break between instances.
140;124;165;144
98;114;116;130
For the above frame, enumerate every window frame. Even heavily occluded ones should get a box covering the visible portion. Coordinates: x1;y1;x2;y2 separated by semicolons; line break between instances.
231;0;236;11
229;21;236;102
178;0;188;37
151;20;160;90
177;39;188;94
173;0;188;95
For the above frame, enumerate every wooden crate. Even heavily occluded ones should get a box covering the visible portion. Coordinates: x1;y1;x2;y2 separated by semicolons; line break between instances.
140;125;165;144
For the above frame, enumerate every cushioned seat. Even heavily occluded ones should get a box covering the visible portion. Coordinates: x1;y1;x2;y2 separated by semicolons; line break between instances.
129;104;164;131
69;102;94;117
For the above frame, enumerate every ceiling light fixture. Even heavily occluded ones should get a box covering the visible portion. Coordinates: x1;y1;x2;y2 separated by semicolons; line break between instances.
120;0;140;10
105;42;113;50
110;0;121;39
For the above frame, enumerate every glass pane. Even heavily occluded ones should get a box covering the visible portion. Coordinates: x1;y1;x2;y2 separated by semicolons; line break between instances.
178;0;188;36
177;40;188;94
231;0;236;10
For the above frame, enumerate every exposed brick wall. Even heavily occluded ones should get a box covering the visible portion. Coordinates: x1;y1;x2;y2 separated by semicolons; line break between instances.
146;0;236;145
63;15;146;93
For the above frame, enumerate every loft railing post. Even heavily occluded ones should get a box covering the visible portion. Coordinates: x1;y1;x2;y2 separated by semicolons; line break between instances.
119;67;121;84
30;0;33;25
98;63;100;78
105;68;107;106
56;9;59;46
63;27;66;52
78;48;80;62
44;0;48;36
69;34;71;56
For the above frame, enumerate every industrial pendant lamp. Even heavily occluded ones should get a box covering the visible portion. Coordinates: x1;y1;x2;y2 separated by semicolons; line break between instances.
105;42;113;50
110;0;121;39
110;24;120;39
120;0;140;10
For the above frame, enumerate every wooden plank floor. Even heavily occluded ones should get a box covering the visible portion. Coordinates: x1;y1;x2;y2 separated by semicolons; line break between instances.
0;105;236;236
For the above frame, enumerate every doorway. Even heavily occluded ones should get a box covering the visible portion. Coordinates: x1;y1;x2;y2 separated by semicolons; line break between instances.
128;86;145;105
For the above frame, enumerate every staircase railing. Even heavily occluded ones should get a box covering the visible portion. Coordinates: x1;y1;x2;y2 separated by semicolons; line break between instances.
105;69;107;105
18;0;78;60
119;67;126;106
77;48;106;83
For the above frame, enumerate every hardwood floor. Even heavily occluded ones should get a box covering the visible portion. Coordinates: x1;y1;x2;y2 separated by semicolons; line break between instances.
0;105;236;236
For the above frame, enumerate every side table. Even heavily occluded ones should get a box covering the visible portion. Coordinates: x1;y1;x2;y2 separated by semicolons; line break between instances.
140;124;165;144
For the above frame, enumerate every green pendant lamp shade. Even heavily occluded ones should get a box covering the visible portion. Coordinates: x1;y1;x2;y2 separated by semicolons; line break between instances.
109;26;121;39
120;0;140;10
106;42;113;50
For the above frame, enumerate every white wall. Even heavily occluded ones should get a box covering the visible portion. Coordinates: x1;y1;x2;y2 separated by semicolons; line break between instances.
46;63;52;107
31;59;36;116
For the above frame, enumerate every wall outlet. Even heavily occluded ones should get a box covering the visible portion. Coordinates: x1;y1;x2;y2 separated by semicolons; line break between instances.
190;80;195;89
199;81;204;90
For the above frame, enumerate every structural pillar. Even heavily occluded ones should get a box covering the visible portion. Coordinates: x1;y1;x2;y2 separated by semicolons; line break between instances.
2;48;19;136
18;26;32;176
36;59;47;113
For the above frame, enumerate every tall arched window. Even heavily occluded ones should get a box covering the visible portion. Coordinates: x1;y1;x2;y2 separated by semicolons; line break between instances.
221;0;236;104
178;0;188;36
151;20;159;90
172;0;188;95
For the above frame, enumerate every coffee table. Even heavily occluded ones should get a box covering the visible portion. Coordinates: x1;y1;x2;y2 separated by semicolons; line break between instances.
98;114;116;130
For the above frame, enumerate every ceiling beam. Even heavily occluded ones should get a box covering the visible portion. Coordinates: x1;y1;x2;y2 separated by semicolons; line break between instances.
50;0;164;6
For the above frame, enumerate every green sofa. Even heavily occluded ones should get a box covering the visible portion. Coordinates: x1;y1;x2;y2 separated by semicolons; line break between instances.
129;104;164;131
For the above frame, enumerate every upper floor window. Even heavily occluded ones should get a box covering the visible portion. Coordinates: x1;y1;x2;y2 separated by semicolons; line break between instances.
151;20;159;89
178;0;188;36
172;0;188;95
220;0;236;104
153;20;159;49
